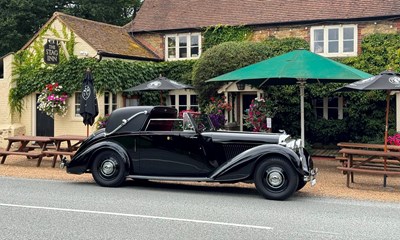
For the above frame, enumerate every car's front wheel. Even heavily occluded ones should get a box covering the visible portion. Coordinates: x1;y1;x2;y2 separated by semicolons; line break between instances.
91;150;127;187
254;157;299;200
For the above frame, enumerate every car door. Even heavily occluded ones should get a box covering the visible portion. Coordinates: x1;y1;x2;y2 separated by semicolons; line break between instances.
136;119;213;177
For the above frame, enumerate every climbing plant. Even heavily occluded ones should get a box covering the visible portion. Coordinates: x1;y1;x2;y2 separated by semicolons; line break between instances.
202;25;252;51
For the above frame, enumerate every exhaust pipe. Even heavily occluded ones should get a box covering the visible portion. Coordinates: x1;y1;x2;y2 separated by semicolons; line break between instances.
60;157;69;169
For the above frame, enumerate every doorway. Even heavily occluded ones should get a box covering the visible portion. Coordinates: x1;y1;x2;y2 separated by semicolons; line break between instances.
242;93;257;131
36;94;54;136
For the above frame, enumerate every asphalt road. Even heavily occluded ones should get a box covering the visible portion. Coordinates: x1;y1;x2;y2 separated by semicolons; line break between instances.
0;176;399;240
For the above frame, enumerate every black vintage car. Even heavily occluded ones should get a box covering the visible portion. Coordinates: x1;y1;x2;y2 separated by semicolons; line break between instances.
63;106;317;200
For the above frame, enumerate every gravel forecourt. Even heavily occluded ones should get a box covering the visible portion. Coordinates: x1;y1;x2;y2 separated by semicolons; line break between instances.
0;155;399;202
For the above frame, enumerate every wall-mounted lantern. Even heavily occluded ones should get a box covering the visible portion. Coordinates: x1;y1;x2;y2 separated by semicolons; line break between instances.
236;81;245;90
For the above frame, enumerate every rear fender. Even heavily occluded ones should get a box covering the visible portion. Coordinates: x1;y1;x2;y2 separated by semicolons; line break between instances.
68;141;130;174
210;144;301;181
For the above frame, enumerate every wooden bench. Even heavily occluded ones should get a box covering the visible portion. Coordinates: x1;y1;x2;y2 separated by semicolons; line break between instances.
336;156;400;169
42;150;76;168
338;148;400;187
0;150;44;167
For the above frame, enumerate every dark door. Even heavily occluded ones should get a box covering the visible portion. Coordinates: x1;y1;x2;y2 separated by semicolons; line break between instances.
137;131;212;177
36;94;54;136
242;94;257;131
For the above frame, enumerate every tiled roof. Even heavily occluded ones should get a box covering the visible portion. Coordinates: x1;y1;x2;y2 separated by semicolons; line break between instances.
130;0;400;32
55;12;160;60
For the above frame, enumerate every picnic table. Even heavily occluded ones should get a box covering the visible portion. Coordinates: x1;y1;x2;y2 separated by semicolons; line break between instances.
336;142;400;187
0;135;53;167
44;135;86;168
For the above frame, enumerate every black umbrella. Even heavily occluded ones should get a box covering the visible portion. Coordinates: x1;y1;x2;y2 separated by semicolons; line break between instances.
337;70;400;152
80;69;99;135
124;75;193;105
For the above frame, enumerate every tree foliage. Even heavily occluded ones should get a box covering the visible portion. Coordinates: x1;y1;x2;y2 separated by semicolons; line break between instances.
0;0;142;56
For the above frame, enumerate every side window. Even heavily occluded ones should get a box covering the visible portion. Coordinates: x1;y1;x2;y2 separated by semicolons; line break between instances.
74;92;81;117
313;96;344;120
168;92;199;112
310;24;357;57
104;92;117;115
145;119;183;131
165;33;201;61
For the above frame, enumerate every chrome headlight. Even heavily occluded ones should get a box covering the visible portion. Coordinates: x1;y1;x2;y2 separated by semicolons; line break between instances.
286;139;302;152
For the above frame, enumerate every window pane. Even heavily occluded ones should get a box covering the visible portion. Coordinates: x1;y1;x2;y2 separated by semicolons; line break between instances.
168;48;175;58
190;35;199;58
343;27;354;40
179;36;187;47
328;42;338;53
104;92;110;104
314;29;324;41
328;97;338;107
167;36;176;59
316;108;323;118
191;36;199;46
75;92;81;116
179;48;187;58
328;109;338;119
315;98;323;107
328;29;339;40
170;95;175;105
167;37;176;47
190;95;197;105
191;47;199;57
314;42;324;53
179;95;187;105
343;40;354;52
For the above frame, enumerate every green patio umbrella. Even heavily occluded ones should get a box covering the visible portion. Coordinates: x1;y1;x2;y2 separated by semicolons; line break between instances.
207;49;372;146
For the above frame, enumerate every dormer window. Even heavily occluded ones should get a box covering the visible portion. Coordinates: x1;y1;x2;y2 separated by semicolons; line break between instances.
165;33;201;60
310;25;357;57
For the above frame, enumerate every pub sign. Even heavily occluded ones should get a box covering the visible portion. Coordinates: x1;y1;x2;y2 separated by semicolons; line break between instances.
44;39;59;64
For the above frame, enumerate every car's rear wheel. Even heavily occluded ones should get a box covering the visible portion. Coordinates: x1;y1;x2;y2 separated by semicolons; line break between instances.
91;150;126;187
254;157;299;200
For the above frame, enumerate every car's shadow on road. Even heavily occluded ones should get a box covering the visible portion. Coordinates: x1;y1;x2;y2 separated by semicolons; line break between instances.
65;179;310;201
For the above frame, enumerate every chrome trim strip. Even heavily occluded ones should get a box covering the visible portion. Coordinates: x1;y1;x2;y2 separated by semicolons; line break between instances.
105;110;148;137
128;175;211;182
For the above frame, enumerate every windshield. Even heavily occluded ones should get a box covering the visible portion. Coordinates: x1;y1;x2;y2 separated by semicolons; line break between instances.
183;112;215;132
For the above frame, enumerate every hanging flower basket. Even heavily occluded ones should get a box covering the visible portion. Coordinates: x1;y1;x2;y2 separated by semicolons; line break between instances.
37;82;68;118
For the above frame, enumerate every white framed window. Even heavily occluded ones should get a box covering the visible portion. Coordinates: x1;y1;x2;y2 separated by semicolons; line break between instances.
74;92;81;117
169;92;199;113
104;92;117;115
310;25;357;57
165;33;201;60
313;96;344;120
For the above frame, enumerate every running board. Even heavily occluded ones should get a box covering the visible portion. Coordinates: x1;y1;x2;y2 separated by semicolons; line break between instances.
127;175;212;182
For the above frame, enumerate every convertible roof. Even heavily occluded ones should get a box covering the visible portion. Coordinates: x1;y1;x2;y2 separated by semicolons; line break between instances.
105;106;177;133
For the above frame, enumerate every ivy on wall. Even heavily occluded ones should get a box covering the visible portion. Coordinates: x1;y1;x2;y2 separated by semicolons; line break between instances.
9;56;195;114
202;25;252;51
10;22;75;114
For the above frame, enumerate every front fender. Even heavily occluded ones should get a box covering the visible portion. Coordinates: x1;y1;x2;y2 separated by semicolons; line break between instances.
67;141;130;174
210;144;301;181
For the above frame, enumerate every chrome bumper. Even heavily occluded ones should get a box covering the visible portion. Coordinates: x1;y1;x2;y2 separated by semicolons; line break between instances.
304;168;318;186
